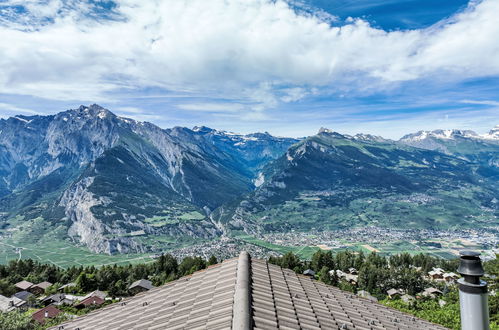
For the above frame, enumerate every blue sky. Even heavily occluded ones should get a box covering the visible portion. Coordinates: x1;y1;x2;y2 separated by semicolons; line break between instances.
0;0;497;138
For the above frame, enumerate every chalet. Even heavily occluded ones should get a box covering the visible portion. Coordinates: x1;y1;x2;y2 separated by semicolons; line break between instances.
443;272;459;282
0;295;26;312
29;281;53;295
329;269;358;284
14;280;33;292
356;290;378;302
302;269;315;278
428;267;445;281
32;305;62;324
128;279;154;295
53;252;445;330
81;290;107;301
422;287;443;298
74;295;105;309
13;290;34;302
57;282;76;292
42;293;74;306
387;288;404;299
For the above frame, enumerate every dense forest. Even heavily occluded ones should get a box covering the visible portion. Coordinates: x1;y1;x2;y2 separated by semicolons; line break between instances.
1;251;498;330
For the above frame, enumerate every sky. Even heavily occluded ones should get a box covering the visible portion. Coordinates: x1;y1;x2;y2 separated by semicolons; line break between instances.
0;0;498;139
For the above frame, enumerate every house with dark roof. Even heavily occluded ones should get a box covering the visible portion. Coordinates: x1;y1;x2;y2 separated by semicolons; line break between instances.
32;305;62;324
13;290;34;302
14;280;33;292
302;269;315;277
129;279;154;295
42;293;75;306
52;251;446;330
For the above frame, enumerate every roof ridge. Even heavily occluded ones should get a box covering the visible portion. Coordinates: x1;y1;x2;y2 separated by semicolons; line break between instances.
232;251;252;330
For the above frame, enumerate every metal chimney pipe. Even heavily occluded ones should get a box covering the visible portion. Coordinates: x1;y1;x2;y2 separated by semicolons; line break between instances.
457;250;489;330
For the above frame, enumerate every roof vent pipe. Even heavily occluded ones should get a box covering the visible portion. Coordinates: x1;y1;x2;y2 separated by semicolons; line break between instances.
457;250;489;330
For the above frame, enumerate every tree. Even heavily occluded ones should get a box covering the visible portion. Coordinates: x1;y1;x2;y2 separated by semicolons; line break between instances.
208;255;218;266
0;311;36;330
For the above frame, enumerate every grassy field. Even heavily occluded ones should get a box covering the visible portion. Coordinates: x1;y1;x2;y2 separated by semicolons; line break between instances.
0;237;154;268
236;234;319;259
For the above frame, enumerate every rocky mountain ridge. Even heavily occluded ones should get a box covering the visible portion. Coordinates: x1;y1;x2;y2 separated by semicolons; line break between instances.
0;105;497;254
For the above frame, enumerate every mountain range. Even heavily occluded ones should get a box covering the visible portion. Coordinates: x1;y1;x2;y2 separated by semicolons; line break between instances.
0;104;497;254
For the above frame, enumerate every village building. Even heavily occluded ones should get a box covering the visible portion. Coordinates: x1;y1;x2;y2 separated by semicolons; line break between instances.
356;290;378;302
74;295;105;309
42;293;75;306
0;295;27;312
422;287;443;298
57;283;76;292
14;280;33;292
443;272;459;283
428;267;445;281
128;279;154;295
12;290;34;303
302;269;316;277
29;281;53;295
52;252;447;330
387;288;404;299
32;305;62;324
81;290;107;301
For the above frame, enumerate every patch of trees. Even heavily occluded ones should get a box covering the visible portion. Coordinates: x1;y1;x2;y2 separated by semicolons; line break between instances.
0;254;218;298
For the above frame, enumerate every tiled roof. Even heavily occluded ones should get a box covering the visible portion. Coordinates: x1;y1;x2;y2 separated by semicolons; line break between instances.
35;281;53;290
0;295;25;312
13;290;34;301
32;305;62;324
15;280;33;290
129;279;154;290
51;252;447;330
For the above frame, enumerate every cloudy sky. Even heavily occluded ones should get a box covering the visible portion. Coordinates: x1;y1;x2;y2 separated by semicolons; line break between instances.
0;0;498;138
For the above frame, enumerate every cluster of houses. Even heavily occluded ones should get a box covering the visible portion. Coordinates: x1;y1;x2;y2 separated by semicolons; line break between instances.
301;266;460;304
385;267;461;304
427;267;459;283
0;279;155;324
329;267;359;284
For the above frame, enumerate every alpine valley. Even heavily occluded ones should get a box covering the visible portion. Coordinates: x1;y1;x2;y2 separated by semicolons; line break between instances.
0;105;497;262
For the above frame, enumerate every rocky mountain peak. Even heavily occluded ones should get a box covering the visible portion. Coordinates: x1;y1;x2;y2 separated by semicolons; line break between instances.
483;125;499;140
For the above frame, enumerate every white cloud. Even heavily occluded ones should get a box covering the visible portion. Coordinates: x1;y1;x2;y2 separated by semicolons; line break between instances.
0;0;498;109
0;102;39;115
177;102;245;112
460;99;499;106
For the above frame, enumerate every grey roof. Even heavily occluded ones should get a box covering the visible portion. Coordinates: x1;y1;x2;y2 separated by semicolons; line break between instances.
81;290;107;301
129;279;154;291
0;295;25;312
51;252;447;330
58;282;76;291
13;290;34;301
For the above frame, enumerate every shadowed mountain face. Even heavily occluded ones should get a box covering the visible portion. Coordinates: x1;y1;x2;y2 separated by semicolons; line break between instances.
214;129;498;234
0;105;497;254
0;105;297;253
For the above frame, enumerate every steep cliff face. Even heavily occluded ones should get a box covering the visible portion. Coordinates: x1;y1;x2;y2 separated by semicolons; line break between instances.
0;105;290;253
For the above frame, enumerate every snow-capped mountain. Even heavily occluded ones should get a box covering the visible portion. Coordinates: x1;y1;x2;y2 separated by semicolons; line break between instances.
0;107;497;255
0;105;297;254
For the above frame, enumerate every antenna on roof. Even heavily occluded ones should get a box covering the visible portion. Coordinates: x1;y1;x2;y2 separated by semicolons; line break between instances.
457;250;489;330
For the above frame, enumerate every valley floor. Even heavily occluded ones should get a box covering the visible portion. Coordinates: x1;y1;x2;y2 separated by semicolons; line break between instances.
1;226;498;267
